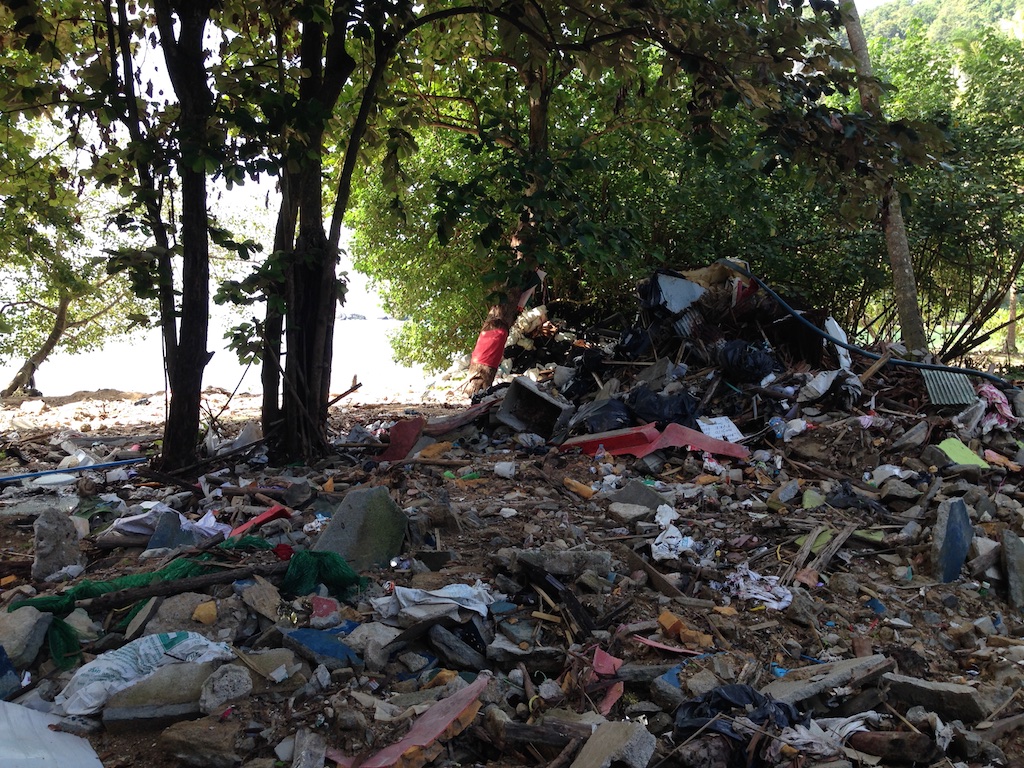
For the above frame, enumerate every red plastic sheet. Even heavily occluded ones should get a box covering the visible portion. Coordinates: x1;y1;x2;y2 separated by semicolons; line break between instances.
469;328;508;369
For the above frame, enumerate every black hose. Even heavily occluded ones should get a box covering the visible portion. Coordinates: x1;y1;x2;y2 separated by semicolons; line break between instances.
718;259;1014;388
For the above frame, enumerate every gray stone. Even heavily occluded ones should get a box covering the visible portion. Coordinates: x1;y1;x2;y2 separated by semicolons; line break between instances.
880;478;921;503
607;503;654;525
103;661;220;730
609;480;671;510
0;606;52;668
786;587;822;627
312;486;408;571
428;624;486;670
498;547;613;577
890;421;929;451
569;721;656;768
761;655;891;706
932;498;973;583
883;673;1013;723
32;507;82;580
830;572;860;597
0;646;20;699
486;635;563;664
650;676;687;711
686;669;720;697
158;715;241;768
292;728;327;768
143;592;251;643
399;651;429;672
1002;530;1024;610
921;444;951;468
200;664;253;715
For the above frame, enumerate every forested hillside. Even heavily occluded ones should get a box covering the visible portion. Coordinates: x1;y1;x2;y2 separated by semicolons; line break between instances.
864;0;1024;40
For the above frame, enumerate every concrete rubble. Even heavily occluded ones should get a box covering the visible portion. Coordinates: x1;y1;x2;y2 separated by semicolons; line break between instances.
4;264;1024;766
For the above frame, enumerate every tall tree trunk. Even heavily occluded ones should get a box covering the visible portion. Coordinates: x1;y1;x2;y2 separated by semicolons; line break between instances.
1;295;71;397
153;0;215;471
842;0;929;353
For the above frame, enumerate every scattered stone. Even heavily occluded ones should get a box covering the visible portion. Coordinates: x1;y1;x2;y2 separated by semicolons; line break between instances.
428;624;486;670
0;606;52;669
32;507;82;581
883;673;1013;723
200;664;254;715
1002;530;1024;610
569;720;656;768
498;548;613;577
607;502;653;525
144;593;250;643
609;480;671;510
158;715;241;768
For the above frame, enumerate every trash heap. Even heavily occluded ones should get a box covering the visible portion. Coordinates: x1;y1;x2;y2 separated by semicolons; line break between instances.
3;262;1024;767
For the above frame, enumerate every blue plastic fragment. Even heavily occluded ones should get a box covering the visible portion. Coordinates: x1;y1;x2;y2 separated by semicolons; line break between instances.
865;598;886;615
283;628;363;668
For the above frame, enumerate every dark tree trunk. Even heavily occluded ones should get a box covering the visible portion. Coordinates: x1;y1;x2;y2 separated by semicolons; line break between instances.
153;0;215;471
1;295;71;397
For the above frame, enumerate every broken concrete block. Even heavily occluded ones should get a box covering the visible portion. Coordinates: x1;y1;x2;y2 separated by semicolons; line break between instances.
932;498;973;583
102;661;220;730
158;715;241;768
1002;530;1024;611
0;606;52;668
199;664;253;715
569;721;656;768
313;486;408;571
498;547;613;577
883;672;1013;723
32;507;83;581
428;624;486;670
761;654;892;707
607;502;653;525
608;480;671;510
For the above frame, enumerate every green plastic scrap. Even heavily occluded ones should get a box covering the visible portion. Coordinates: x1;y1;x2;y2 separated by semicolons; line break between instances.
218;536;273;550
937;437;991;468
48;617;82;670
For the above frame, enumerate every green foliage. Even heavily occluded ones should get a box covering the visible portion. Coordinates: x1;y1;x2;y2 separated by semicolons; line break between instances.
863;0;1024;41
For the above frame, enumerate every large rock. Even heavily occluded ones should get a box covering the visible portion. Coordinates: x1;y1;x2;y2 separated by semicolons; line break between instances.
158;715;241;768
569;721;656;768
497;548;613;577
0;606;52;668
102;661;220;730
32;507;83;580
312;486;408;571
884;673;1013;723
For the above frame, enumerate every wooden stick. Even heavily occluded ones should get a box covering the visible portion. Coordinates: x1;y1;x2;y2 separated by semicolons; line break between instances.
75;561;289;612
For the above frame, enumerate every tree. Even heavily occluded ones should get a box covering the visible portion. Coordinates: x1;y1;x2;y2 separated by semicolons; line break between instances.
842;0;930;353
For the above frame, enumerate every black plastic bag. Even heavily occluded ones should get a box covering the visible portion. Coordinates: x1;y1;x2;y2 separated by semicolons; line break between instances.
626;384;699;427
719;339;776;383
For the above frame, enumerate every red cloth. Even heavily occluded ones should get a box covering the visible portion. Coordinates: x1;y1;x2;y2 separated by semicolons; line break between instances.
470;327;508;368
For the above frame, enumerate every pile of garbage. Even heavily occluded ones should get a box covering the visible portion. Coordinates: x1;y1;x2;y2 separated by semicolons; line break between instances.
3;261;1024;768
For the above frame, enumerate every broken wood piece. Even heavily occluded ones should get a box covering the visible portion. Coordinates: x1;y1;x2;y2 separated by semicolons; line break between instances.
618;547;684;598
75;561;289;612
858;350;894;384
780;524;829;586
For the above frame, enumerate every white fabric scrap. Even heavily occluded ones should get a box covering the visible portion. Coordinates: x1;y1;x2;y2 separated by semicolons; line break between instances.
652;525;695;561
371;581;500;626
726;563;793;610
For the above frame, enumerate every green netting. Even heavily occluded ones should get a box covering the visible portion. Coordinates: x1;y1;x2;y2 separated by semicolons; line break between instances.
280;550;365;598
48;617;82;670
218;536;273;550
8;556;221;617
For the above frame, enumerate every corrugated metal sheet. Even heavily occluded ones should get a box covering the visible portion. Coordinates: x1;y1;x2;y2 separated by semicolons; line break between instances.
921;368;977;406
